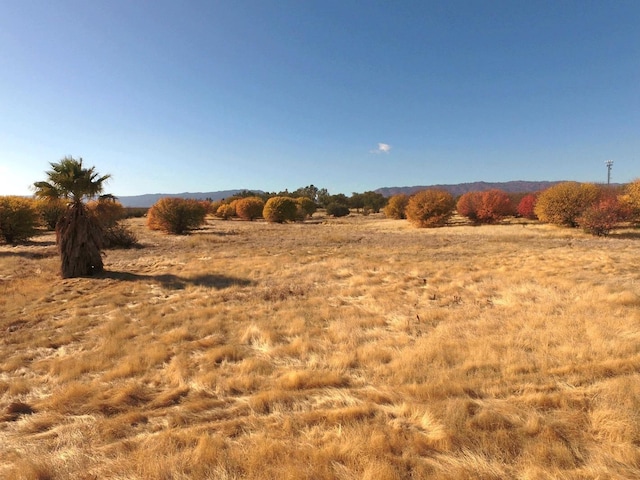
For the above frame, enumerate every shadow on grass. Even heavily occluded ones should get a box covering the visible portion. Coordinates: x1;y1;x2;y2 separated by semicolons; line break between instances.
98;271;254;290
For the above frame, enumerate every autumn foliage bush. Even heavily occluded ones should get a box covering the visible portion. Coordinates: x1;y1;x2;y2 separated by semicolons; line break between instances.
263;196;299;223
384;194;409;219
619;179;640;224
577;197;622;236
0;196;39;244
534;182;600;227
406;189;455;227
87;198;138;248
457;190;512;223
517;194;538;219
36;198;68;230
296;197;317;219
147;198;207;234
235;197;264;221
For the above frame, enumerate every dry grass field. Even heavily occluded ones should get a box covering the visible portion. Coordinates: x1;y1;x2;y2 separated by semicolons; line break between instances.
1;214;640;479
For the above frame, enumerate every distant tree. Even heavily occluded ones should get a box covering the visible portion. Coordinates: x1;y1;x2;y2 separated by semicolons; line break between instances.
534;182;600;227
263;196;298;223
361;191;387;213
517;194;538;220
147;197;207;234
34;157;110;278
328;193;349;206
0;196;38;244
406;189;455;228
384;194;409;219
292;185;320;202
235;196;265;221
326;202;350;217
349;193;365;213
316;188;331;208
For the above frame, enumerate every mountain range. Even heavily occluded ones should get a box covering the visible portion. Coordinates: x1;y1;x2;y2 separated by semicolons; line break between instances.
115;181;580;208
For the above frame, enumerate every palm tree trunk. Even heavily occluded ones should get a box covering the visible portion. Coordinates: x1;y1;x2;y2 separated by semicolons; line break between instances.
56;202;104;278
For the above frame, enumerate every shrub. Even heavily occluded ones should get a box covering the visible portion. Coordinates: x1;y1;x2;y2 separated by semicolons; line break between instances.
517;194;538;219
236;197;265;221
36;198;67;230
103;223;139;248
476;189;513;223
534;182;600;227
216;203;236;220
457;190;512;224
619;179;640;224
326;203;350;218
296;197;317;219
86;198;125;228
406;189;455;228
577;197;622;236
263;196;299;223
456;192;481;222
384;194;409;219
0;196;39;244
147;197;207;234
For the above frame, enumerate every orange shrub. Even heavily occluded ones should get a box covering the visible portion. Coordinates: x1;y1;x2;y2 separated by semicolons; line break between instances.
147;198;207;234
534;182;599;227
384;194;409;219
0;196;38;244
517;194;538;219
406;189;455;228
263;196;298;223
235;197;265;221
296;197;317;219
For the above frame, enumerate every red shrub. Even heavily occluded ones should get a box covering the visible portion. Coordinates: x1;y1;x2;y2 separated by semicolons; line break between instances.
517;194;538;219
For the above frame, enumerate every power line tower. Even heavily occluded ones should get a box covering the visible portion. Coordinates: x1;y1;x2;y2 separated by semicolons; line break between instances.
605;160;613;185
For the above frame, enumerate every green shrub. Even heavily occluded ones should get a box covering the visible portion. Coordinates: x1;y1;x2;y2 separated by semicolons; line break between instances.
406;189;455;227
534;182;600;227
236;197;265;221
326;203;350;217
384;194;409;219
0;196;39;244
147;197;207;234
263;196;299;223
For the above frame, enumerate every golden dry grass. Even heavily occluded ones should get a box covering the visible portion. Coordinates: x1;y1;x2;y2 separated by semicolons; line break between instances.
1;214;640;479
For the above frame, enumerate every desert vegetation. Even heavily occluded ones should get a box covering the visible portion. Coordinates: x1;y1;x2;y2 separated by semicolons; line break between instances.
2;211;639;479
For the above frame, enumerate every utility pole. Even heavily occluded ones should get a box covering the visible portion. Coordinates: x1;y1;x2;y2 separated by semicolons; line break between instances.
605;160;613;185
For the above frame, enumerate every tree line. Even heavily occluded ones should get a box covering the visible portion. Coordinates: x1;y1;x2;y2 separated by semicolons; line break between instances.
1;157;639;278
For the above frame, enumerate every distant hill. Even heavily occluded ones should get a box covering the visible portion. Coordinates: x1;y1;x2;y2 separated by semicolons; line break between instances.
116;190;256;208
375;180;567;197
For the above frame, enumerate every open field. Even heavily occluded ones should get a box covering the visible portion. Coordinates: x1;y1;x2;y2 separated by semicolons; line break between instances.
1;214;640;479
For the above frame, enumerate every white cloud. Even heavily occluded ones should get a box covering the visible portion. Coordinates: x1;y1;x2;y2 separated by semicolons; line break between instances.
371;143;391;154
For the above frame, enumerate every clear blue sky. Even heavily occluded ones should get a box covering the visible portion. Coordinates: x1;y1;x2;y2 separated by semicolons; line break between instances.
1;0;638;197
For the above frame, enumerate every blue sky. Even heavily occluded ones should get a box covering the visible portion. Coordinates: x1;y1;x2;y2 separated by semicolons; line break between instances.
1;1;638;197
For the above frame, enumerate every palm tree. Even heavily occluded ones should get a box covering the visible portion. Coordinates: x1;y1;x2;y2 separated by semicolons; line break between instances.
34;157;111;278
